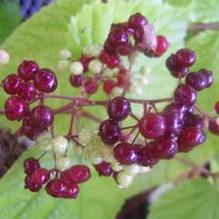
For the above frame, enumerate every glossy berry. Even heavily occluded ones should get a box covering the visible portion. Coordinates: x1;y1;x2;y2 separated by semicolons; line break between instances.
118;43;132;56
69;74;83;87
138;143;158;167
163;111;183;137
30;105;54;131
21;117;39;139
175;49;196;68
45;179;68;198
215;101;219;114
152;138;178;159
61;165;91;184
64;183;79;199
95;161;113;176
139;113;166;139
183;113;204;129
198;69;213;88
107;25;129;48
185;72;208;91
34;68;57;93
128;13;147;32
25;176;41;192
4;95;28;120
117;68;128;87
164;102;186;121
108;96;131;121
18;60;39;81
174;84;197;107
208;119;219;135
106;55;120;69
3;74;21;94
99;119;120;145
30;168;50;185
178;127;206;152
114;143;137;165
154;35;169;57
103;80;115;94
84;78;99;94
18;81;36;101
24;157;40;175
166;55;189;78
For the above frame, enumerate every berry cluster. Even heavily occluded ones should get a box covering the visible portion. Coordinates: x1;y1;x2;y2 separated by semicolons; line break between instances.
2;61;57;139
58;13;168;96
1;13;219;199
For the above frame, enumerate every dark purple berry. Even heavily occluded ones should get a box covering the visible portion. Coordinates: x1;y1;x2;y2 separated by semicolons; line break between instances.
186;72;208;91
18;60;39;81
208;119;219;136
139;113;166;139
108;96;131;121
24;157;40;175
25;176;41;192
154;35;169;57
3;74;21;94
198;69;213;88
99;119;120;145
69;74;82;87
18;81;36;101
114;142;137;165
30;168;50;185
175;48;196;68
45;179;68;198
95;161;113;176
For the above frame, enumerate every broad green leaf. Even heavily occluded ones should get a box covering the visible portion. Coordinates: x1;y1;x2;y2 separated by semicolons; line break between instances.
148;179;219;219
0;1;21;45
0;146;149;219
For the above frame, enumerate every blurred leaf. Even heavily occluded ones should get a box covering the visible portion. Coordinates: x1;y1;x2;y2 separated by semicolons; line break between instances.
0;1;21;45
0;145;149;219
148;179;219;219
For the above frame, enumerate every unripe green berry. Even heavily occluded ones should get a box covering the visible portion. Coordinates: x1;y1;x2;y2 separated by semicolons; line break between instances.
0;49;10;65
88;59;103;74
124;164;140;176
59;49;72;60
111;162;123;172
117;172;133;188
56;156;71;171
57;60;70;71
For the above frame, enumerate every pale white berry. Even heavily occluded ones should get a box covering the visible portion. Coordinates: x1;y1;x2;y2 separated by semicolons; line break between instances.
111;87;123;97
102;146;116;163
139;166;151;174
88;59;103;74
51;136;69;155
89;151;103;165
79;128;94;146
0;49;10;66
83;44;102;57
56;156;71;171
104;67;119;77
59;49;72;60
57;60;70;71
124;164;140;176
117;172;133;188
111;162;123;172
70;61;83;75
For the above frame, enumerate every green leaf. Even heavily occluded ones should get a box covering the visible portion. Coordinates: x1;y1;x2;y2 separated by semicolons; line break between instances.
148;179;219;219
0;146;149;219
0;1;21;45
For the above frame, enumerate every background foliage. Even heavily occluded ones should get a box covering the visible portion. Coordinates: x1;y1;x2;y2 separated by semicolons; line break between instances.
0;0;219;218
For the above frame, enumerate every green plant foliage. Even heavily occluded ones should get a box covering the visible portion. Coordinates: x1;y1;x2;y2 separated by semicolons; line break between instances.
148;179;219;219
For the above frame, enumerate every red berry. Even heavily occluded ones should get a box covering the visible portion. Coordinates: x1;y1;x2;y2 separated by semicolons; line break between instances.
64;183;79;199
175;49;196;68
21;117;39;139
116;68;128;87
174;84;197;107
30;105;54;131
139;113;166;139
18;81;36;101
99;119;120;145
69;74;83;87
215;101;219;114
25;176;42;192
24;157;40;175
183;113;204;129
114;142;137;165
108;96;131;121
154;35;169;57
99;51;110;64
178;127;206;152
152;137;178;159
3;74;21;94
118;43;132;56
166;55;189;78
45;179;68;198
79;55;93;72
128;13;147;32
103;80;115;94
18;60;39;81
84;78;99;94
4;95;28;121
208;119;219;135
61;165;91;184
95;161;113;176
106;55;120;69
30;168;50;185
138;143;158;167
34;68;57;93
